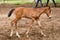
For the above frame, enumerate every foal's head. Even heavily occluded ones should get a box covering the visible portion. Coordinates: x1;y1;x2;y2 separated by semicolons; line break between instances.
45;7;51;19
43;7;51;19
36;7;51;19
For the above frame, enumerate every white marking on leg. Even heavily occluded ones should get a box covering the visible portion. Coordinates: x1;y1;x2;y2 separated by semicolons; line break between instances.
38;20;42;26
41;30;46;36
26;29;30;37
16;31;20;38
10;30;13;37
49;15;52;18
26;29;30;34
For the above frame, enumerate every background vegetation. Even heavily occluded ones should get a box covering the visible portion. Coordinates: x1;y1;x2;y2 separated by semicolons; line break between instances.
0;0;60;4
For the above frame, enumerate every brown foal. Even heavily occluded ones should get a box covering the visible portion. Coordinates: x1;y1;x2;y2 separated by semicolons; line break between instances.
8;6;51;38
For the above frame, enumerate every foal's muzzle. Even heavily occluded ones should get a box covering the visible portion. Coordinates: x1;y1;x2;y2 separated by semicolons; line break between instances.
49;17;51;19
49;15;52;19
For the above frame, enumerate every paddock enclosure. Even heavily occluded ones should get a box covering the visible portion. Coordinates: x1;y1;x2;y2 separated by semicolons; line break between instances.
0;3;60;40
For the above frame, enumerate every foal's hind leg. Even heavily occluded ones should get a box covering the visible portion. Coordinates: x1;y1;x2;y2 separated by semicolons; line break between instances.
10;17;20;38
14;17;21;38
15;22;20;38
10;20;15;37
37;20;46;36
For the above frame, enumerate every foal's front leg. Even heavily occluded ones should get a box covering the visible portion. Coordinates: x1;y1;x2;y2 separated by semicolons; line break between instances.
26;18;35;37
26;25;33;37
10;29;14;37
37;20;46;36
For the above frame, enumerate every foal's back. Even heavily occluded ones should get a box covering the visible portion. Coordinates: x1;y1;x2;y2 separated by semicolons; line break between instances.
14;7;50;18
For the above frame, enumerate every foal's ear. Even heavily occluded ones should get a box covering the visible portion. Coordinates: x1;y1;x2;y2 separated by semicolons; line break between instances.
48;6;50;9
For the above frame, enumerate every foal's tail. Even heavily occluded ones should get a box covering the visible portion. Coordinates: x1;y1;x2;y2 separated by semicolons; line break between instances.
8;9;15;17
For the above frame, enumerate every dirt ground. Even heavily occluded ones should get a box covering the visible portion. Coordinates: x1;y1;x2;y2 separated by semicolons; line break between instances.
0;4;60;40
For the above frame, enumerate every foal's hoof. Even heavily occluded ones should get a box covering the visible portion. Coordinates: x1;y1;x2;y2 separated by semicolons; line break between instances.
26;35;29;38
16;32;20;38
16;35;20;38
43;34;46;37
49;17;51;19
10;35;12;37
9;34;13;38
9;36;12;39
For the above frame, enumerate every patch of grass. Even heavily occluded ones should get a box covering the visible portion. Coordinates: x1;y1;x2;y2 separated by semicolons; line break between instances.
0;0;60;4
0;1;33;4
14;3;20;5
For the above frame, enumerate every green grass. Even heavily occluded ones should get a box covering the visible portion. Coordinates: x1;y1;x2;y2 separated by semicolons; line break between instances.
55;0;60;3
0;0;60;4
0;0;34;4
42;0;60;3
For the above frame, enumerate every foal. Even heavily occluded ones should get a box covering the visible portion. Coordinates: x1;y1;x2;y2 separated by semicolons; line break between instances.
8;6;51;38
